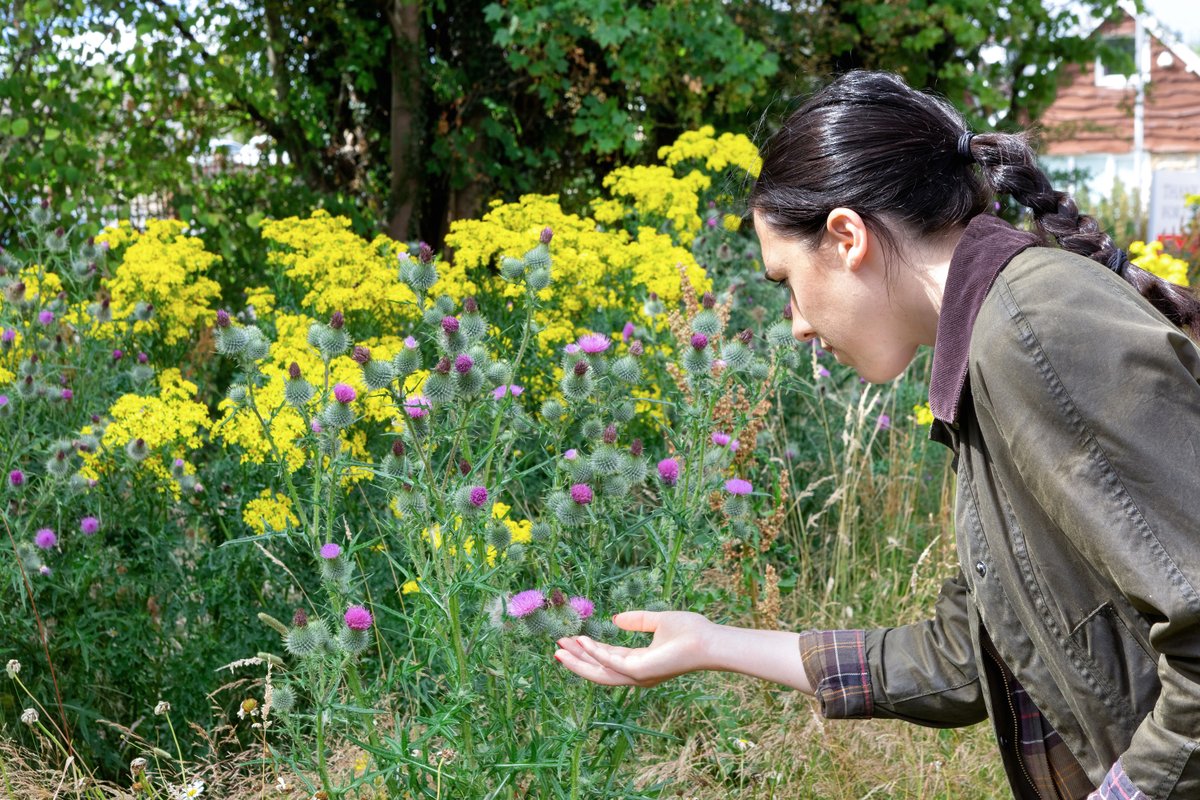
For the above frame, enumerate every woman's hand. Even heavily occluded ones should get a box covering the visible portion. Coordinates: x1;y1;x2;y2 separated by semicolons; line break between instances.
553;610;716;687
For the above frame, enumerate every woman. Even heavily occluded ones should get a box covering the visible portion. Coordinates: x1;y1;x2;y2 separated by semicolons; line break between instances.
553;71;1200;799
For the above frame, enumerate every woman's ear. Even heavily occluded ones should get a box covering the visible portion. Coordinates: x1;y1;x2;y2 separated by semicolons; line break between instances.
825;208;870;272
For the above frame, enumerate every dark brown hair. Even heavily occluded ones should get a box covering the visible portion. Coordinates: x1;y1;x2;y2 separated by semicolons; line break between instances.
748;70;1200;338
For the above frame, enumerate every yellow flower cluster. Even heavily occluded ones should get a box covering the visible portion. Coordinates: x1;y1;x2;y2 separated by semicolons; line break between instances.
261;211;472;326
1128;240;1190;287
96;220;222;345
656;125;763;178
214;309;424;474
242;489;300;535
598;165;711;245
447;194;710;354
410;501;532;571
95;368;212;487
912;402;935;427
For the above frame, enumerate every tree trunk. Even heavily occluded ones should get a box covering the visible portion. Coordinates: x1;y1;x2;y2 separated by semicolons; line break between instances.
386;0;422;242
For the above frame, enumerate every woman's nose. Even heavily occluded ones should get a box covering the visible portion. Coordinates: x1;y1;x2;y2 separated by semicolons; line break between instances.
791;313;817;343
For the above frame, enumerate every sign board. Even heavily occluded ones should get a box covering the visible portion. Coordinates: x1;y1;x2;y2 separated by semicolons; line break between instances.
1148;170;1200;242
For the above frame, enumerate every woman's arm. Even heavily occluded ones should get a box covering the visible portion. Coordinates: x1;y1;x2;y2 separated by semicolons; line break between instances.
553;610;812;693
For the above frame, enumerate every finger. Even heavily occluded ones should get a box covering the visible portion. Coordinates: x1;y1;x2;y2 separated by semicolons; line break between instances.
556;637;606;669
573;635;642;662
554;646;638;686
612;610;662;633
573;635;646;678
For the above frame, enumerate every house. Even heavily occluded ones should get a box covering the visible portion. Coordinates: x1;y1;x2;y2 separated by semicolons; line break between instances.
1038;0;1200;239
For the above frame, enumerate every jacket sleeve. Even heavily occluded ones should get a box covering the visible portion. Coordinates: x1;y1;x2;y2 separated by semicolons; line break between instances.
799;571;987;727
974;267;1200;799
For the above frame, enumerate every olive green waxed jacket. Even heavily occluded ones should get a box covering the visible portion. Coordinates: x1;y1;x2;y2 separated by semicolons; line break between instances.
862;245;1200;798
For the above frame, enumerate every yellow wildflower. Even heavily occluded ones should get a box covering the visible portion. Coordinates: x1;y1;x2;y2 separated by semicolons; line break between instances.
912;402;935;427
402;578;421;594
1128;240;1190;287
656;125;762;178
242;489;300;535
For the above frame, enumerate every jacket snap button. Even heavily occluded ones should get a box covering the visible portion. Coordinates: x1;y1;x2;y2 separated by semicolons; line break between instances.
975;561;987;578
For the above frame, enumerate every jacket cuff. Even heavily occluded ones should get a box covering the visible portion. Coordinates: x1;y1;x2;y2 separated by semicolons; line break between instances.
798;629;873;718
1088;758;1147;800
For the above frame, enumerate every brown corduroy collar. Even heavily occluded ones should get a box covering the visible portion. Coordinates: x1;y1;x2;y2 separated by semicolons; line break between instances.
928;214;1039;424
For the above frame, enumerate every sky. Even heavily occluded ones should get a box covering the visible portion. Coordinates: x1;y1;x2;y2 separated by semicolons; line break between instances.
1142;0;1200;47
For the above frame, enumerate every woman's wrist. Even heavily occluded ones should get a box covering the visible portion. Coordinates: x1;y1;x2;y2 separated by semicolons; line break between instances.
700;622;813;694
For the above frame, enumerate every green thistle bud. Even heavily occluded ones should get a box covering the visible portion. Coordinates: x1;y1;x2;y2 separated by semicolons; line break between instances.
529;522;551;542
129;364;154;385
393;485;428;516
320;555;351;585
460;313;487;341
782;349;801;370
215;326;249;356
560;369;593;403
523;242;551;270
723;495;749;518
422;306;443;327
540;398;565;421
406;260;438;293
683;347;713;374
527;267;551;291
506;542;526;564
543;616;572;641
583;618;619;640
457;368;484;396
380;453;407;477
362;359;394;391
317;327;349;361
522;609;552;636
691;309;721;337
601;473;631;497
561;605;583;636
337;626;371;655
645;599;672;612
722;340;752;370
609;585;629;608
580;418;603;440
45;450;72;478
132;301;155;322
551;490;587;527
620;455;648;484
284;378;314;408
611;355;640;384
766;321;795;347
322;401;354;430
749;358;770;381
240;326;270;362
306;321;323;349
485;522;511;551
285;624;322;657
589;445;621;475
612;400;636;424
567;458;594;484
423;371;455;404
271;685;296;714
485;359;512;387
392;347;420;377
227;384;249;407
500;256;525;282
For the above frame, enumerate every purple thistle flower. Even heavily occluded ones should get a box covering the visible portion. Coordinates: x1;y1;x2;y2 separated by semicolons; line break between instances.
730;439;741;452
34;528;56;550
344;605;373;630
351;345;371;365
468;486;488;508
540;226;553;244
817;367;831;378
418;242;434;263
329;310;345;329
1;329;15;343
507;589;546;618
215;309;231;328
39;565;51;576
877;414;892;430
657;458;680;486
404;335;418;349
630;439;643;457
569;483;594;505
563;449;578;460
711;431;730;447
701;291;715;309
463;296;479;313
333;383;357;404
454;354;474;373
136;352;148;364
0;395;7;409
492;384;524;399
60;388;73;401
622;321;635;342
288;362;302;380
112;349;123;361
564;343;581;355
404;394;430;418
725;478;753;496
320;543;342;559
435;356;451;374
690;333;708;350
37;310;55;325
441;316;460;334
9;469;25;487
782;303;793;320
578;333;610;354
568;596;595;619
311;419;323;433
573;360;589;376
80;517;100;536
603;424;617;444
629;340;644;356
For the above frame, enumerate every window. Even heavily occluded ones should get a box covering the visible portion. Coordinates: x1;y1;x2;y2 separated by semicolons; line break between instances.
1095;34;1138;89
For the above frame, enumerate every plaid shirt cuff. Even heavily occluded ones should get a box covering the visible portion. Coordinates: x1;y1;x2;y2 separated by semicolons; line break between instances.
797;629;874;719
1088;759;1147;800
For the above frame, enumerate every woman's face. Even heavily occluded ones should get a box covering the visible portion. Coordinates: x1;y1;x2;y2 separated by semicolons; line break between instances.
753;209;927;384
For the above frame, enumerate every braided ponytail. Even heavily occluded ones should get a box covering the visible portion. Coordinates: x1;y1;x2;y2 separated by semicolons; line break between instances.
966;132;1200;339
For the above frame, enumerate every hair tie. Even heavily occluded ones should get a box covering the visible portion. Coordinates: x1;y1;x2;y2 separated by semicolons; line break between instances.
1105;248;1128;277
957;132;976;163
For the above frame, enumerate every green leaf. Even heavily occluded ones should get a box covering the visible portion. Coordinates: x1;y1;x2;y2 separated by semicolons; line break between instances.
43;127;61;141
12;117;30;136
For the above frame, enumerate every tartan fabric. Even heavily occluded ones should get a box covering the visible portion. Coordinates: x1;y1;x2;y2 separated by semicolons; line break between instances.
799;629;1113;799
1090;759;1148;800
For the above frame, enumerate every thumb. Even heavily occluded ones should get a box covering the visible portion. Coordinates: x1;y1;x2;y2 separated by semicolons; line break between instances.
611;610;661;633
